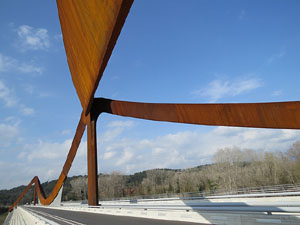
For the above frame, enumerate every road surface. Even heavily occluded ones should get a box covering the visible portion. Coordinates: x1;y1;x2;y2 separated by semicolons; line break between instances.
27;206;207;225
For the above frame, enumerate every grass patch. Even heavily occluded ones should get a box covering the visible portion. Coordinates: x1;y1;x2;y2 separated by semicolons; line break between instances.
0;207;9;225
0;212;8;225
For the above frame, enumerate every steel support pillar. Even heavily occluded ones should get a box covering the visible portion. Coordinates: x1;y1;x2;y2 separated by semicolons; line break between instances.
87;112;99;206
33;186;36;205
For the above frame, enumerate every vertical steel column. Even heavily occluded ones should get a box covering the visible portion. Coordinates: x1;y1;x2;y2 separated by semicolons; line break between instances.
33;186;36;205
87;112;99;206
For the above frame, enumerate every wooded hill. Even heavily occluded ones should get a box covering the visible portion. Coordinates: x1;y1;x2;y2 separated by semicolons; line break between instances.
1;140;300;205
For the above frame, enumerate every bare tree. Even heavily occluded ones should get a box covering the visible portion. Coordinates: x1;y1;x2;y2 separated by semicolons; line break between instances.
70;176;88;200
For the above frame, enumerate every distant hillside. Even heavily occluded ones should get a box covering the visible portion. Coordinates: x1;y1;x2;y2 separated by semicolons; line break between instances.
1;140;300;206
0;175;85;206
0;168;191;206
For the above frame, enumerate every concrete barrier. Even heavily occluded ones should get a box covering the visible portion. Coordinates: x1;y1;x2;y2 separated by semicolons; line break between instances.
17;193;300;225
45;204;300;225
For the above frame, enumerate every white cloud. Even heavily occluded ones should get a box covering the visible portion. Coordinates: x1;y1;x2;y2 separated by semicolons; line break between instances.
0;121;19;147
102;120;135;143
18;63;42;74
0;162;27;189
208;127;299;151
103;151;116;160
61;129;72;136
267;51;285;64
20;105;35;116
272;90;283;97
38;92;52;98
2;137;88;189
0;53;42;74
0;54;16;72
0;80;17;107
193;77;262;102
0;80;35;116
23;84;34;95
22;84;52;98
98;120;300;174
238;9;246;20
2;119;300;189
21;139;73;162
108;120;135;128
0;52;40;115
116;149;134;166
16;25;50;51
54;34;62;40
0;159;84;189
19;137;87;162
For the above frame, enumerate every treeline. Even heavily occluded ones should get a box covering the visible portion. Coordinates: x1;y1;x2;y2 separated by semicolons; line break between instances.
71;140;300;200
0;176;81;206
1;141;300;205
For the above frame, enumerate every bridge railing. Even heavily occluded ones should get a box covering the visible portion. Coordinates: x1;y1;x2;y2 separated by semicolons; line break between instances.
10;0;300;211
99;183;300;201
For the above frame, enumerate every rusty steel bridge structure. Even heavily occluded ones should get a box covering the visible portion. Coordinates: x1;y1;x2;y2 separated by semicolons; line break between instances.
9;0;300;212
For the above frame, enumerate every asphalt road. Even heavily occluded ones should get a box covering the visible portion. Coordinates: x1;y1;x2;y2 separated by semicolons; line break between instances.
26;206;208;225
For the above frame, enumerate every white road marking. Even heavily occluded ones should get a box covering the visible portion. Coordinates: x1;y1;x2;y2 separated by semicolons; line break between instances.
26;208;87;225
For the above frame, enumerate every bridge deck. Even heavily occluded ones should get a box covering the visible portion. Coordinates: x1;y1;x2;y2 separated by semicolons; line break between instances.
27;206;204;225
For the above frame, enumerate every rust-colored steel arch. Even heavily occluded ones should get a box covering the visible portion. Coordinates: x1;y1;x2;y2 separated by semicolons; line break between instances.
9;0;300;212
93;98;300;129
9;112;87;211
9;0;134;210
57;0;134;115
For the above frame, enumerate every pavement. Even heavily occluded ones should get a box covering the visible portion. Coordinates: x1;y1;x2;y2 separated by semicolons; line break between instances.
27;206;206;225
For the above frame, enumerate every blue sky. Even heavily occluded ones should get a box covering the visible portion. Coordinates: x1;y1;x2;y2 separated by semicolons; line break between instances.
0;0;299;189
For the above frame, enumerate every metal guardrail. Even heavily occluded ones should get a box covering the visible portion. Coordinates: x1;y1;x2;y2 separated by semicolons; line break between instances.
41;184;300;217
90;186;300;215
99;183;300;201
97;191;300;204
93;204;300;214
95;191;300;214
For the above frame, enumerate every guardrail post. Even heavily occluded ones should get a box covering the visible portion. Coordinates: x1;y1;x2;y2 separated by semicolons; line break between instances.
87;112;99;206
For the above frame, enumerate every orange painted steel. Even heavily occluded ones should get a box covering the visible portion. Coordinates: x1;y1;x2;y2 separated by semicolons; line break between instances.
94;98;300;129
9;112;87;211
57;0;134;115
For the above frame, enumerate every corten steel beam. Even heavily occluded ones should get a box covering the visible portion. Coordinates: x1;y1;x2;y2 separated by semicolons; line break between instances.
93;98;300;129
83;97;300;206
11;0;300;213
9;112;87;211
87;112;99;206
33;186;36;205
57;0;134;115
10;0;135;210
56;0;134;205
9;177;35;211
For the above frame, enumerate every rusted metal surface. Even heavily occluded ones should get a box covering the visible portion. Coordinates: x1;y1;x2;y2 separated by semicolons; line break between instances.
10;0;134;211
57;0;133;115
9;112;87;211
10;0;300;213
93;98;300;129
87;113;99;206
9;177;35;211
33;187;36;205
